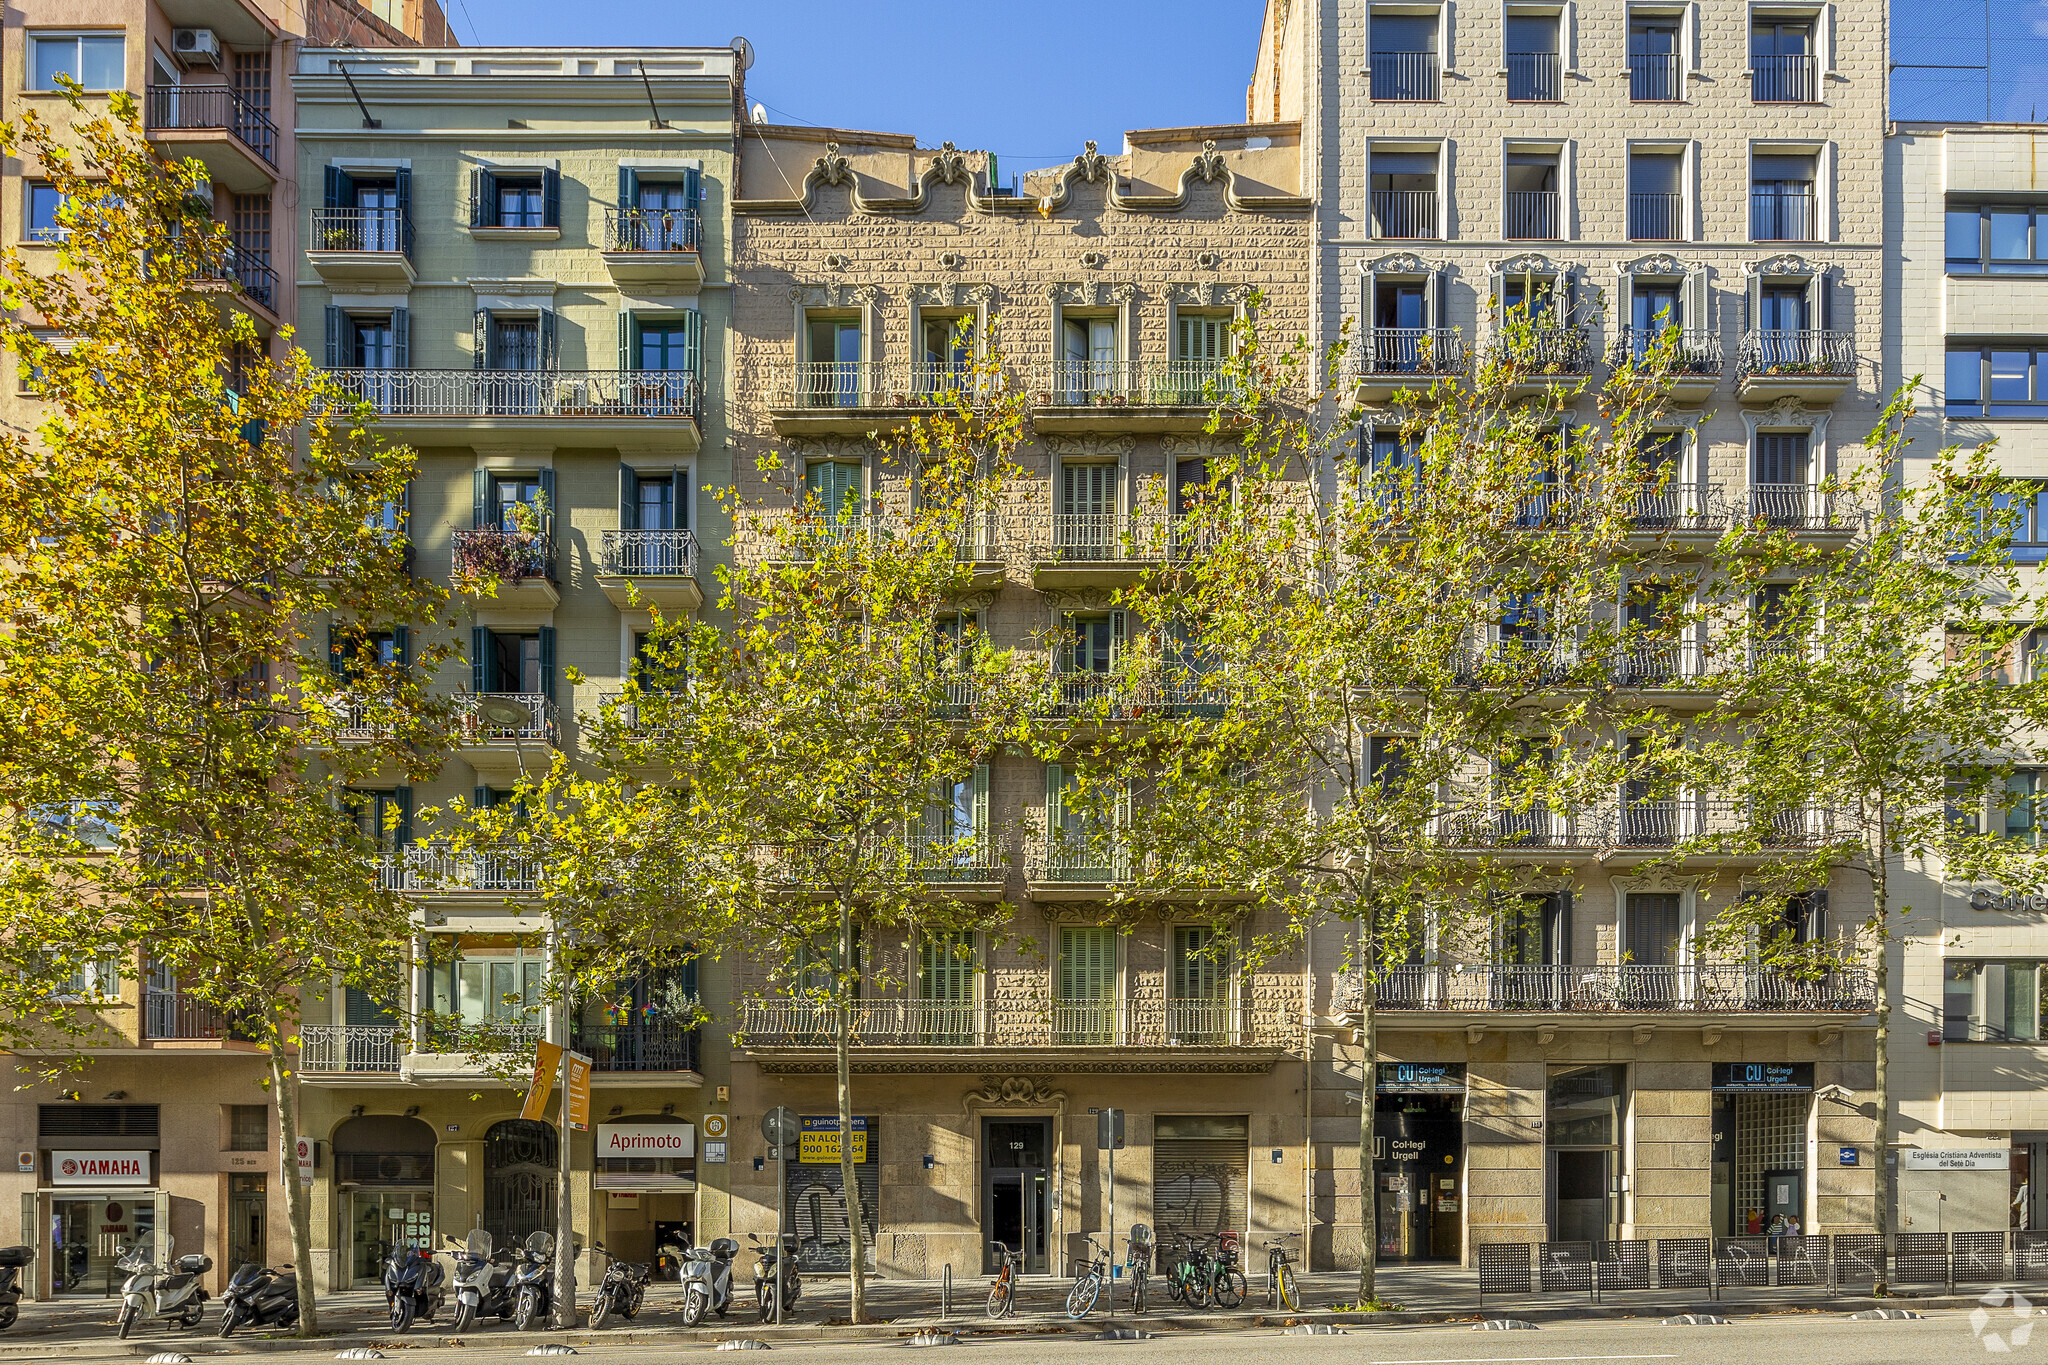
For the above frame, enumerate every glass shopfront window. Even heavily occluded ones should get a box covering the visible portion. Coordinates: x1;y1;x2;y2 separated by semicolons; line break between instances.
1374;1063;1466;1262
50;1196;153;1296
1547;1064;1624;1243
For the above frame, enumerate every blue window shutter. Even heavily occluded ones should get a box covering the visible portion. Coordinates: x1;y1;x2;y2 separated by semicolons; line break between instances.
538;310;559;370
672;466;687;530
472;468;489;528
324;305;346;368
619;463;638;529
473;786;493;811
683;167;702;216
391;307;409;369
469;167;494;227
536;468;557;571
538;626;557;701
541;168;561;228
323;165;352;209
393;165;412;250
471;626;489;693
395;786;413;848
393;625;410;668
618;310;636;372
618;166;638;209
682;308;704;374
473;309;490;369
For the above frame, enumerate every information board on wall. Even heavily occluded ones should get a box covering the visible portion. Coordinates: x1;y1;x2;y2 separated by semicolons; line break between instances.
799;1115;869;1163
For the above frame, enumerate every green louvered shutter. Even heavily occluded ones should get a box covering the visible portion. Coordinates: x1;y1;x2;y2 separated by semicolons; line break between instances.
972;764;989;838
1058;926;1116;1044
682;308;704;375
918;930;976;1044
806;461;859;524
618;311;637;372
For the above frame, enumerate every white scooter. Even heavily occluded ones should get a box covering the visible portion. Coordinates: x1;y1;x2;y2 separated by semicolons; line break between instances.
679;1237;738;1326
115;1234;212;1338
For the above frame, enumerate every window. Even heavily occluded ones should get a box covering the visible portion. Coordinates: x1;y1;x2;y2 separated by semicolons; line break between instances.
1751;154;1818;242
229;1105;268;1152
1950;349;2048;419
1504;13;1562;101
1056;925;1117;1043
1967;480;2048;561
468;169;555;230
26;183;68;243
2005;770;2047;844
1170;925;1233;1042
1057;461;1117;553
1944;961;2047;1042
1628;16;1682;100
51;951;121;1001
488;632;543;694
802;315;863;406
1176;313;1229;400
342;788;409;852
1370;150;1440;239
1750;19;1817;102
1368;735;1412;790
1363;428;1422;507
427;937;546;1033
1063;613;1120;674
1370;11;1441;100
916;931;977;1042
1059;315;1118;400
34;799;120;850
330;627;403;682
1504;153;1560;239
351;315;396;369
32;34;125;91
638;319;697;373
1948;205;2048;275
1628;151;1685;240
804;460;861;524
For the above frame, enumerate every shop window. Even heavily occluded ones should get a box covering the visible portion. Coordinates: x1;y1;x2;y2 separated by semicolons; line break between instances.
228;1105;268;1152
1547;1064;1624;1243
1944;960;2047;1042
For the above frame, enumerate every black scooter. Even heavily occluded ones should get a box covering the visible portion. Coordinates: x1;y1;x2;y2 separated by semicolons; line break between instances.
0;1245;29;1330
749;1233;801;1323
509;1230;557;1331
381;1243;444;1332
218;1263;298;1337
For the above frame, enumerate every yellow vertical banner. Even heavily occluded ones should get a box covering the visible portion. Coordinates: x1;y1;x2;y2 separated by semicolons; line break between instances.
564;1052;593;1131
520;1040;563;1122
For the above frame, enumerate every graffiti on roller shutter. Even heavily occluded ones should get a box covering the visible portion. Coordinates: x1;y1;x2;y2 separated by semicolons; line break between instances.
1155;1160;1235;1234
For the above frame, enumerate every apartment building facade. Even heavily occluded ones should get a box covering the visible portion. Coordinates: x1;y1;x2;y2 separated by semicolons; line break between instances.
280;44;738;1291
1885;122;2048;1236
1250;0;1888;1266
725;122;1314;1278
0;0;438;1302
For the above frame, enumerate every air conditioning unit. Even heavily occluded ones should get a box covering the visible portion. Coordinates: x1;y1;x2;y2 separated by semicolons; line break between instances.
171;29;222;68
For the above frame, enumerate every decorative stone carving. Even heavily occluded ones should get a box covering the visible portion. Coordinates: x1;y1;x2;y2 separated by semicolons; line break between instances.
965;284;996;308
1197;251;1220;268
1045;436;1135;459
1161;435;1230;458
911;282;959;308
822;253;850;271
965;1075;1066;1109
1108;283;1137;305
938;251;964;269
1618;252;1688;277
1168;282;1218;307
1072;140;1110;184
1191;140;1227;183
1495;252;1561;276
1079;251;1107;270
791;282;879;310
1365;251;1434;276
814;143;854;187
1748;253;1818;277
928;141;971;185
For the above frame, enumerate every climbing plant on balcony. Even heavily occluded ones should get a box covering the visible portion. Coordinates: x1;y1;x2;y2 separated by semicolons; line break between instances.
0;87;452;1336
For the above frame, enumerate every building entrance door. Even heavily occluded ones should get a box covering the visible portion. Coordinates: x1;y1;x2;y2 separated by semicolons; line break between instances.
348;1189;434;1287
981;1118;1050;1274
1373;1095;1463;1262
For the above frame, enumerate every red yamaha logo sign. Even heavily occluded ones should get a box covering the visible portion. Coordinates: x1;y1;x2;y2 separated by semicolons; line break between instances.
49;1150;148;1185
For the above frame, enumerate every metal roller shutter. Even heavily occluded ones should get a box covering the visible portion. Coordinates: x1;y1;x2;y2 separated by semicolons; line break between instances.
786;1119;879;1271
1152;1129;1248;1239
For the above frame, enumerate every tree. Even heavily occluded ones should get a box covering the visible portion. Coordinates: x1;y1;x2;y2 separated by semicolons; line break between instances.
1681;392;2048;1286
0;90;449;1335
606;334;1034;1322
1096;299;1726;1298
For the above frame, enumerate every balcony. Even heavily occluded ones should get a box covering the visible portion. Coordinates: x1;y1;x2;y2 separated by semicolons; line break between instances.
1627;192;1686;242
407;1020;545;1084
1370;51;1441;101
1437;802;1605;851
1506;52;1562;101
452;527;559;610
1454;636;1581;680
761;511;1005;587
1349;327;1465;403
1032;361;1238;434
1033;669;1232;722
1370;190;1439;241
1735;329;1854;404
1610;798;1835;857
1751;189;1818;243
601;207;703;285
571;1021;702;1076
143;86;277;191
1630;53;1683;101
144;988;259;1043
1736;482;1859;536
1505;190;1560;241
593;689;690;743
378;846;543;894
596;529;701;613
307;208;416;286
1353;963;1875;1016
1025;829;1132;897
1610;641;1708;688
1489;324;1593;394
453;694;558;777
300;1024;404;1075
1626;482;1724;538
770;361;1000;435
192;244;278;324
735;996;1297;1066
323;369;702;448
1608;328;1722;402
905;834;1008;896
1025;511;1163;586
1752;54;1819;103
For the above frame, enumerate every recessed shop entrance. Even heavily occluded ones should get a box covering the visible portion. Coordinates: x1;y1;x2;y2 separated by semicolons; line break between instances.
1374;1063;1466;1263
981;1118;1050;1274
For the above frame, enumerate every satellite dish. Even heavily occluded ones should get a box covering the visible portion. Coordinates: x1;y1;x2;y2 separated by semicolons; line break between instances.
731;36;756;72
751;103;768;126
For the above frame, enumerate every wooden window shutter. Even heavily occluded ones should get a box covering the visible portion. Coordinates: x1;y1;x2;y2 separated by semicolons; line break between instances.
472;309;491;369
618;166;639;210
972;764;989;838
393;166;411;235
1045;762;1065;836
391;307;410;369
672;467;688;530
324;305;346;369
618;464;638;529
541;168;561;229
538;310;559;370
392;625;410;668
469;167;496;228
323;165;353;210
618;310;637;372
682;308;704;374
537;626;557;701
471;626;490;693
395;787;414;848
682;166;702;216
472;469;489;528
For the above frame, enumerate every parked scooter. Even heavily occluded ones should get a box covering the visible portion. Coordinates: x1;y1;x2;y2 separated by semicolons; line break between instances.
679;1237;737;1326
509;1230;557;1331
0;1245;31;1330
447;1229;516;1333
748;1233;801;1323
587;1243;648;1329
115;1234;212;1338
653;1228;688;1282
217;1263;298;1337
381;1242;445;1332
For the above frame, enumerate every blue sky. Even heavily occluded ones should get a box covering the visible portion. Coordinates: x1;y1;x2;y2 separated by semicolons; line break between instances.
447;0;2047;145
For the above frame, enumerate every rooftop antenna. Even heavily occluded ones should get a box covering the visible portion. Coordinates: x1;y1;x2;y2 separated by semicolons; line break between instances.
637;60;668;130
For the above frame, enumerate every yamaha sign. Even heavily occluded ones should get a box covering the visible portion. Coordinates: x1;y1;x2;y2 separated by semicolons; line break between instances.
50;1150;150;1186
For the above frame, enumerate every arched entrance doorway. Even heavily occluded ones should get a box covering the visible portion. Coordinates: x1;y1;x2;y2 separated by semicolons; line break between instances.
483;1119;558;1247
333;1115;437;1287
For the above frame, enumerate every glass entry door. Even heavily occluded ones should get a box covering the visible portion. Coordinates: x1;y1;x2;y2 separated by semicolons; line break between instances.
1548;1149;1616;1243
51;1196;154;1296
981;1118;1050;1273
349;1189;434;1287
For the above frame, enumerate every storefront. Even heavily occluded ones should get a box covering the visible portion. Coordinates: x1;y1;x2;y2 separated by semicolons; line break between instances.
333;1115;437;1287
1374;1064;1464;1262
786;1116;877;1271
32;1104;162;1298
1547;1064;1624;1243
1710;1062;1811;1235
1153;1115;1250;1240
981;1117;1051;1274
592;1118;696;1265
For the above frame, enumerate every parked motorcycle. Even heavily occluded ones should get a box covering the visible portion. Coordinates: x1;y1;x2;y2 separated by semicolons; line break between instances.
115;1234;212;1338
653;1228;688;1282
217;1262;298;1337
587;1243;648;1329
509;1230;557;1331
447;1229;515;1333
0;1244;31;1330
381;1242;445;1332
679;1237;737;1326
748;1232;801;1323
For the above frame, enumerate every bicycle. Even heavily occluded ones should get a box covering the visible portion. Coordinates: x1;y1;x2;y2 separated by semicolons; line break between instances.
1126;1224;1154;1315
987;1241;1023;1319
1261;1232;1301;1310
1065;1237;1112;1320
1159;1227;1206;1308
1210;1231;1247;1310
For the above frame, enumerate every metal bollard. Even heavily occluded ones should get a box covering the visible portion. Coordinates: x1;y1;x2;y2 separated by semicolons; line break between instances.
941;1263;950;1321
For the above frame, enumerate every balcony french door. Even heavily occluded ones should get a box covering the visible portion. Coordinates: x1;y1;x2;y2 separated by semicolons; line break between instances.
1059;462;1116;557
917;931;977;1044
1057;926;1116;1043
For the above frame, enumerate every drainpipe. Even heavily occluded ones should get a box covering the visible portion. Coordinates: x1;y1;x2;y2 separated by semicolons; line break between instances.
1303;920;1315;1269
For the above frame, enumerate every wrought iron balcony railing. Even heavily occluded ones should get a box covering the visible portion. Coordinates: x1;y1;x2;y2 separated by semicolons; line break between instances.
599;528;698;577
310;206;414;257
736;996;1295;1048
143;85;277;165
1751;189;1818;243
1353;326;1465;379
425;1020;544;1053
571;1020;701;1072
453;526;552;583
300;1024;404;1073
1354;963;1874;1013
377;846;543;893
603;206;701;253
453;693;558;748
1370;189;1439;239
904;833;1007;883
1629;53;1682;101
1611;641;1708;686
1737;329;1854;377
594;688;689;738
324;368;701;420
1506;51;1563;100
1626;481;1722;531
1628;191;1686;241
1039;359;1235;408
1035;669;1231;720
1614;798;1835;848
1370;50;1442;100
1490;323;1592;375
1505;189;1561;240
780;361;999;409
198;244;276;311
1437;802;1605;849
1608;327;1722;375
1752;54;1819;103
1025;830;1132;884
145;988;256;1041
1741;483;1855;532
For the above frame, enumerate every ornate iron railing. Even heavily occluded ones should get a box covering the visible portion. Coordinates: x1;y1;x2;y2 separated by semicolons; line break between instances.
780;360;999;409
603;206;701;253
571;1021;701;1072
736;996;1296;1048
300;1024;404;1072
309;207;414;257
324;368;700;420
1609;327;1722;374
1039;359;1235;408
1352;326;1464;378
1356;963;1874;1012
454;693;558;748
599;528;698;577
1737;329;1854;376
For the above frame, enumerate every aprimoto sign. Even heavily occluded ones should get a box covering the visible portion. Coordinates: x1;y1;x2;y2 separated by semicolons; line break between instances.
595;1122;695;1159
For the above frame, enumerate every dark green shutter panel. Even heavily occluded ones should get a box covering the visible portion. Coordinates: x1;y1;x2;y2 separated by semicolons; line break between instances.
538;310;559;370
472;469;489;528
536;469;556;578
618;310;636;372
328;623;344;679
1045;762;1065;834
469;167;495;227
392;625;410;667
393;165;411;234
471;626;489;693
679;952;698;998
682;167;702;216
395;786;413;848
323;165;353;209
682;309;704;375
537;626;557;701
473;309;490;369
618;166;639;210
391;307;409;369
618;464;638;529
473;786;492;811
672;467;687;530
541;168;561;228
324;305;346;368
